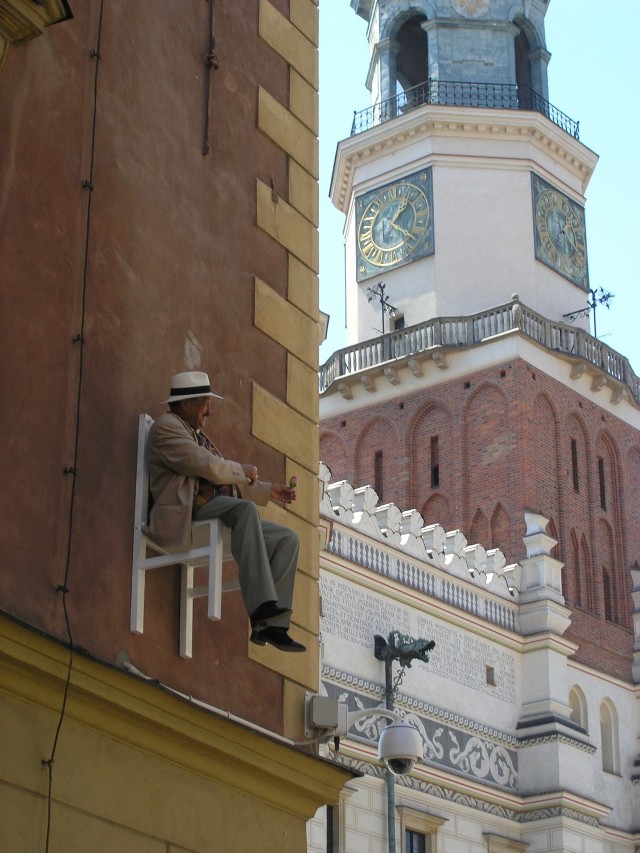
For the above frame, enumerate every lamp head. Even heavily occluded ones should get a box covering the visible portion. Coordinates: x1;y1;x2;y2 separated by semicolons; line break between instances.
377;719;422;776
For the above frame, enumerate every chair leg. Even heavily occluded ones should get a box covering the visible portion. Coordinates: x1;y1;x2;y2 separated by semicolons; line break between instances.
207;519;224;622
180;563;195;659
131;541;147;634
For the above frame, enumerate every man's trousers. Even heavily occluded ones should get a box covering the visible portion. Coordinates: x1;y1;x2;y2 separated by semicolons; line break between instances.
193;495;299;627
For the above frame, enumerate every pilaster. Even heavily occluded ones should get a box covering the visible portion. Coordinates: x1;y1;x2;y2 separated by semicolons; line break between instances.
516;513;591;794
632;565;640;684
366;37;399;104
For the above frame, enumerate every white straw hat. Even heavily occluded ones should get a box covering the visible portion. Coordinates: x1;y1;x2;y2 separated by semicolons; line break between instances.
164;371;223;403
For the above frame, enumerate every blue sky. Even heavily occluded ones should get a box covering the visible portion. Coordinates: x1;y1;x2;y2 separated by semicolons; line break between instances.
318;1;640;378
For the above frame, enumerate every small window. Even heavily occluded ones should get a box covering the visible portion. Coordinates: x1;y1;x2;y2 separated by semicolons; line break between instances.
598;457;607;510
406;830;428;853
398;807;445;853
374;449;384;501
574;541;581;606
568;686;588;731
571;439;579;492
600;700;620;774
602;567;614;622
486;665;496;686
326;804;340;852
430;436;440;488
393;314;406;331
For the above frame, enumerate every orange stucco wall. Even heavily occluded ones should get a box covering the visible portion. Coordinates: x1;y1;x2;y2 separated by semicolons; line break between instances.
0;0;314;730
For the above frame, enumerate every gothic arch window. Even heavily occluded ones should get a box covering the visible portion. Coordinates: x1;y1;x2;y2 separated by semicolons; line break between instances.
568;686;588;732
599;700;620;774
595;432;621;520
566;414;590;486
597;519;617;623
355;417;399;501
563;414;591;607
567;530;580;607
410;401;453;515
602;566;614;622
580;534;593;611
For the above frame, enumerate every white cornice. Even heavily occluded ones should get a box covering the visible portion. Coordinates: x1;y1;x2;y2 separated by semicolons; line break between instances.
319;332;640;429
330;105;598;213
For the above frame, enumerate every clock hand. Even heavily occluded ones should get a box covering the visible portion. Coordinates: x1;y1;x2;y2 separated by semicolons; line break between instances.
390;199;408;225
561;225;576;250
390;221;412;240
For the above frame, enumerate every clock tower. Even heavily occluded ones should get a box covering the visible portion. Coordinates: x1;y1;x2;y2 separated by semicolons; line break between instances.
336;0;594;344
320;0;639;685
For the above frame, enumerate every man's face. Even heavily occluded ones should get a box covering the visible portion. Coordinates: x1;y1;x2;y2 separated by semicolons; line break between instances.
181;396;211;431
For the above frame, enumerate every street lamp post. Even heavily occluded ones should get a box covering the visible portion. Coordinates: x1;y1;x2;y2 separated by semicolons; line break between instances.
304;631;435;853
374;632;436;853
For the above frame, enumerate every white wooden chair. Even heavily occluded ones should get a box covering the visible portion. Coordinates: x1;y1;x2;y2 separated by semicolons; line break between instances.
131;414;237;658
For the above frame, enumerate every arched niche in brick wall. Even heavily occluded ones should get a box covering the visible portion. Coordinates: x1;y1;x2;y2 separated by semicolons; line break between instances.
319;430;349;485
354;415;400;504
461;381;512;550
408;399;454;512
469;507;489;548
491;502;511;556
421;492;451;532
567;529;594;611
531;392;560;524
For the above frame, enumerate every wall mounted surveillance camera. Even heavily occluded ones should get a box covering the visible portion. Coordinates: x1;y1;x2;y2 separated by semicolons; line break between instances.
378;719;423;776
304;695;423;777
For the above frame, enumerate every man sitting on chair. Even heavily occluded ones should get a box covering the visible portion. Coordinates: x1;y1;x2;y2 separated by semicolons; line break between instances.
146;371;305;653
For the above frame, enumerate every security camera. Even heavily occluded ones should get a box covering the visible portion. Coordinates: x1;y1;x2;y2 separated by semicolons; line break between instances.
377;719;423;776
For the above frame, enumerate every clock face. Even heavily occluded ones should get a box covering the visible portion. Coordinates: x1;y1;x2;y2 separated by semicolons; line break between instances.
356;170;434;281
532;174;588;290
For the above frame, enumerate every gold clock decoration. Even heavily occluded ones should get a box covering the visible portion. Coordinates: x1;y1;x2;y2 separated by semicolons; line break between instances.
356;169;434;281
451;0;490;18
532;174;588;290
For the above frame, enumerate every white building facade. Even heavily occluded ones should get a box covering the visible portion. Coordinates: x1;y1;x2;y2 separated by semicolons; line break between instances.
308;465;640;853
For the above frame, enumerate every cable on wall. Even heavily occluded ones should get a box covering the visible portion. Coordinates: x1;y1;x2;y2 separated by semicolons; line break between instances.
41;2;105;850
202;0;219;155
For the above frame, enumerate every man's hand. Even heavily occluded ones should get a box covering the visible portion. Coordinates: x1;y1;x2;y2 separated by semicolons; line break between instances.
242;464;258;485
270;483;297;504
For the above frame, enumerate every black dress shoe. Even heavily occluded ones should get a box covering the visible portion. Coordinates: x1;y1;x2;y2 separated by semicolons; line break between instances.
250;626;306;652
250;600;292;627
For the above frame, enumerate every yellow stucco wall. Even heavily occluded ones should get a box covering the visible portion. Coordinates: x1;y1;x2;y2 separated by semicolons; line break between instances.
0;616;352;852
250;0;322;725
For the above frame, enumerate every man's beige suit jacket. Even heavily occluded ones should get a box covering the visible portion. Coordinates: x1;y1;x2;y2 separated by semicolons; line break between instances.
146;413;270;550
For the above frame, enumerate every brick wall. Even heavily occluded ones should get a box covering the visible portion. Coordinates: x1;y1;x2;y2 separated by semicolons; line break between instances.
320;357;638;681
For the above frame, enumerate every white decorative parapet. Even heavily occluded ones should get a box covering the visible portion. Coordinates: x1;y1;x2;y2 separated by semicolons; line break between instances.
318;463;517;606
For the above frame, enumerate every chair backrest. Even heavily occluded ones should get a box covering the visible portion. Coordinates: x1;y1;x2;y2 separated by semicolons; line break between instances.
134;414;154;532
